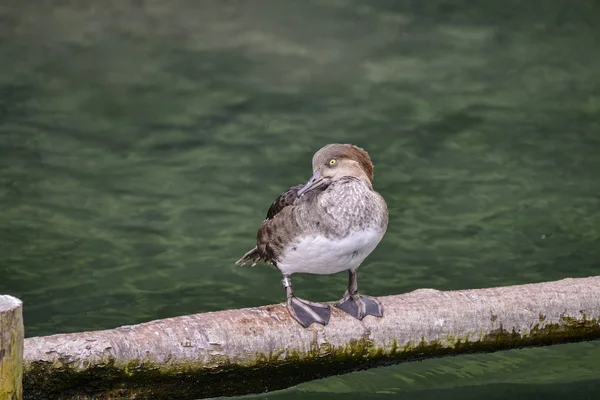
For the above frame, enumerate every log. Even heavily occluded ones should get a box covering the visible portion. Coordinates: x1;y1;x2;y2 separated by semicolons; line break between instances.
23;276;600;400
1;295;24;400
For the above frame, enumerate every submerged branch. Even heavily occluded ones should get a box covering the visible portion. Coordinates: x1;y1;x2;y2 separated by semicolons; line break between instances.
23;276;600;400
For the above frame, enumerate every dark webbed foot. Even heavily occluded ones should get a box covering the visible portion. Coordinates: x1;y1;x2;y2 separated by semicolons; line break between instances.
282;274;330;328
335;269;384;321
287;296;331;328
335;293;383;320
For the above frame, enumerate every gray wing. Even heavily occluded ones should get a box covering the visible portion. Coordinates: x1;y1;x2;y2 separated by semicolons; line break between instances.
256;183;329;266
236;184;303;266
265;184;304;221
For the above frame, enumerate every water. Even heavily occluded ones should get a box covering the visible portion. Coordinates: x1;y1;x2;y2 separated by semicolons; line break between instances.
1;0;599;398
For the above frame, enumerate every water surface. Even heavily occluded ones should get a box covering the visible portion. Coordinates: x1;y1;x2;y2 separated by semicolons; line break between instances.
1;0;599;398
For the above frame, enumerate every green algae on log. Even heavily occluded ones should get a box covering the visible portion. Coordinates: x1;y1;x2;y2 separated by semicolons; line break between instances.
1;295;24;400
23;276;600;400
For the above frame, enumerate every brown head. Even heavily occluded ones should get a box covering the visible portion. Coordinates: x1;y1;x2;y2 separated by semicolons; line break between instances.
297;144;375;197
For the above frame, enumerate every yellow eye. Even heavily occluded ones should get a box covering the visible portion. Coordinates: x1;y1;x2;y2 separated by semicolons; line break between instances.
328;159;337;166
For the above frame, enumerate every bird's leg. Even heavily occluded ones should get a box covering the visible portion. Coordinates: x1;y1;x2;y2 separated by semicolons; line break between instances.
283;275;330;328
335;269;383;320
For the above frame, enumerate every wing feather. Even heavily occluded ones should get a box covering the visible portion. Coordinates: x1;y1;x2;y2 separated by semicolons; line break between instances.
236;184;303;266
264;184;304;221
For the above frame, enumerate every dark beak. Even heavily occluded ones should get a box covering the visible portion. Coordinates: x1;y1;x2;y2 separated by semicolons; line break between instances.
297;170;328;197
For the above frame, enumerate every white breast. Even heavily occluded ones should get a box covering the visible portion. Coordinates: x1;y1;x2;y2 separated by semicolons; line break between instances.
276;229;385;276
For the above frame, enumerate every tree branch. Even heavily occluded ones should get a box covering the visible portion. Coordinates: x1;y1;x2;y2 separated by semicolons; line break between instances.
22;276;600;400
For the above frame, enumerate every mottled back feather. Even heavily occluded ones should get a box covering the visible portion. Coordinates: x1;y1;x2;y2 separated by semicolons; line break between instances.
236;183;322;266
265;184;304;221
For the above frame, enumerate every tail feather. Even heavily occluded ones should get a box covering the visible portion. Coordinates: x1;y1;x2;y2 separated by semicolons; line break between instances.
236;247;263;267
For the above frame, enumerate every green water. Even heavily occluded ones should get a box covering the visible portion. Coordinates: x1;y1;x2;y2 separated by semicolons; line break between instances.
1;0;599;398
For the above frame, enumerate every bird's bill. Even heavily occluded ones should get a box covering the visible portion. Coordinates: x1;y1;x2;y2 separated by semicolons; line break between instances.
297;170;329;196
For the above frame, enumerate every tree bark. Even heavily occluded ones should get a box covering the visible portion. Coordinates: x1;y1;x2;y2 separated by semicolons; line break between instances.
1;295;24;400
23;276;600;400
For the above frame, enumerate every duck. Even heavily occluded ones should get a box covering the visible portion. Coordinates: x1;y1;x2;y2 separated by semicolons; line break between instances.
236;143;388;328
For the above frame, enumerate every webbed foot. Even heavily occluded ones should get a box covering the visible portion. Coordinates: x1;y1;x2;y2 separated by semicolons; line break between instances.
335;269;383;320
335;293;383;320
287;296;331;328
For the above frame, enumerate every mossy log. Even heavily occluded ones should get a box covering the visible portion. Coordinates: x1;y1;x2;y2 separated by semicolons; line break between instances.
23;276;600;400
1;295;24;400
